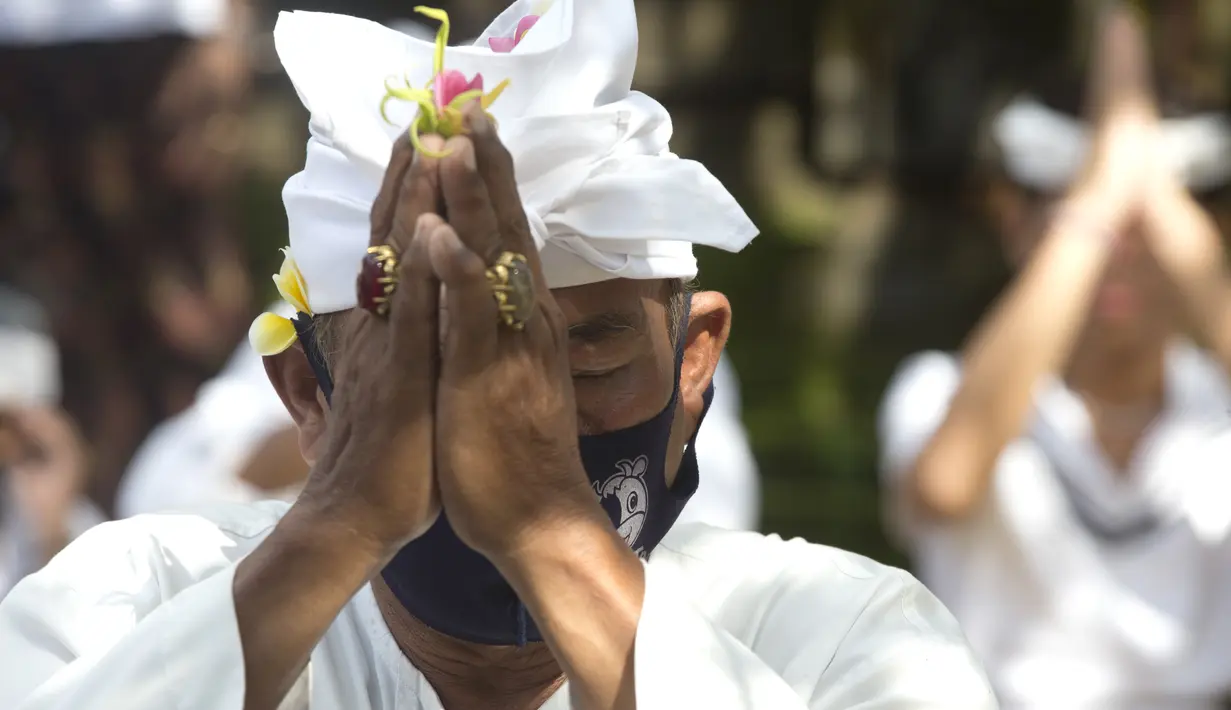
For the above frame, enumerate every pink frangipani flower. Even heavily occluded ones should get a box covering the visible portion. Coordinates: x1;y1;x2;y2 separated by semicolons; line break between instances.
434;70;485;110
380;6;509;157
489;14;539;53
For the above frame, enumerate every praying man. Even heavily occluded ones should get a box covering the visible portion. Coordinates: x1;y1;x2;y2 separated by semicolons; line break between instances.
0;2;995;708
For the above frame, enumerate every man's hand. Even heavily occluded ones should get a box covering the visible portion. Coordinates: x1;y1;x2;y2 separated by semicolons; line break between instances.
425;104;643;709
425;107;608;562
905;3;1163;521
290;134;448;558
235;133;449;710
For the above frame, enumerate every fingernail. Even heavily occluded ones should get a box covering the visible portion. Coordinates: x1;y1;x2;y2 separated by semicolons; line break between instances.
460;140;477;170
467;105;490;134
418;134;445;157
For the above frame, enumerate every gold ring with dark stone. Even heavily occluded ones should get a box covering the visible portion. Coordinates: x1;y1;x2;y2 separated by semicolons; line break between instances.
485;252;535;330
358;245;399;317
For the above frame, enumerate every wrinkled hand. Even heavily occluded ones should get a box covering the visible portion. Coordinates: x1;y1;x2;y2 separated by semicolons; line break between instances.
3;407;87;555
293;133;446;558
425;106;609;563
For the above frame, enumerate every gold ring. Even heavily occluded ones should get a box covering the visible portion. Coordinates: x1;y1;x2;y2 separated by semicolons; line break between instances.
485;252;535;330
358;245;400;317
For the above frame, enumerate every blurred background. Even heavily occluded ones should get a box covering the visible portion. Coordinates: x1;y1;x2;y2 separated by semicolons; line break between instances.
2;0;1230;566
11;1;1231;706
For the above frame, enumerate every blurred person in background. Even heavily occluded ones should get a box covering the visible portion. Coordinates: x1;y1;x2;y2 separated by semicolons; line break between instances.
115;302;310;517
879;5;1231;709
0;0;255;514
0;287;103;597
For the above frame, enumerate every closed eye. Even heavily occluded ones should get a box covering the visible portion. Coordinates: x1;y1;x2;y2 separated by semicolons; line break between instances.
572;364;629;380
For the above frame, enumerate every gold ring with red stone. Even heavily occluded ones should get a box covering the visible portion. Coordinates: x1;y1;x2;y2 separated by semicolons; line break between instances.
485;252;535;331
358;245;399;317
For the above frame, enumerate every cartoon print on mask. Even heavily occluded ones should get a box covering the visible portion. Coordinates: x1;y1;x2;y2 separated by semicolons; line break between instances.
594;455;650;558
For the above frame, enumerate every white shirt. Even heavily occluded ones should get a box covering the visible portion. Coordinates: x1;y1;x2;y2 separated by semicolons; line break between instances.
118;347;761;532
0;0;228;46
0;501;994;709
677;355;761;531
878;344;1231;710
116;336;300;519
0;497;102;598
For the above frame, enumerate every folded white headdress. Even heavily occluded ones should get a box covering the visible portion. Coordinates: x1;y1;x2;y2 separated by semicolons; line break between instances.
273;0;756;319
993;95;1231;192
0;289;59;407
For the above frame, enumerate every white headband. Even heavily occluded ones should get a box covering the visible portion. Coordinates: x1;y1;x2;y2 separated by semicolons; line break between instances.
273;0;757;317
992;95;1231;192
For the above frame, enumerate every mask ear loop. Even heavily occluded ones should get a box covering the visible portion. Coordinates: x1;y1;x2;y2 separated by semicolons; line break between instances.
293;314;335;405
667;293;711;509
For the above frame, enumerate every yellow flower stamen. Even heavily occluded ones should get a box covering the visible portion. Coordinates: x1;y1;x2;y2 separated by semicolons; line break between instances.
480;79;510;110
381;6;510;155
413;6;450;76
448;89;484;109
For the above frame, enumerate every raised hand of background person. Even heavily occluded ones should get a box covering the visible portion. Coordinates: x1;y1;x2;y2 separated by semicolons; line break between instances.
899;2;1158;521
1072;0;1158;229
1137;119;1231;371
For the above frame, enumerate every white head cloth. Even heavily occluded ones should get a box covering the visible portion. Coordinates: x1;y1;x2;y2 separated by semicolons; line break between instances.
992;95;1231;192
275;0;758;315
0;327;59;407
0;289;59;408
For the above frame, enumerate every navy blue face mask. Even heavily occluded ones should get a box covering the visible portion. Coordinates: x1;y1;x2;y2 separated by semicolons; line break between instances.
295;297;714;646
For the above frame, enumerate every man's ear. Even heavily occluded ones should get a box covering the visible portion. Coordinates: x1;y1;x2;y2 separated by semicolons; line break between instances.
679;291;731;426
263;345;328;466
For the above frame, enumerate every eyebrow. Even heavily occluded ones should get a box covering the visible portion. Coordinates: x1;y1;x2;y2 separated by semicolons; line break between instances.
567;311;643;344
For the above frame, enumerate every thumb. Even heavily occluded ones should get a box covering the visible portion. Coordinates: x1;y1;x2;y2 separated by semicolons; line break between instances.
427;222;500;380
